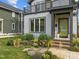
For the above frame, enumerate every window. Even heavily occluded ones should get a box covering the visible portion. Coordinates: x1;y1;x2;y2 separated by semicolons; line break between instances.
36;2;44;12
31;18;45;32
36;4;40;12
12;23;15;30
35;19;39;32
31;19;34;32
40;18;45;32
12;12;15;17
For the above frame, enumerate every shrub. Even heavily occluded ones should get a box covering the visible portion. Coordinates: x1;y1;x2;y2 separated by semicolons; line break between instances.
32;39;39;47
21;34;34;41
7;36;21;47
69;46;79;52
25;34;34;40
42;51;63;59
68;38;79;52
72;38;79;47
42;51;52;59
7;39;13;46
45;39;52;48
59;32;68;38
38;34;53;47
38;33;48;40
20;35;26;40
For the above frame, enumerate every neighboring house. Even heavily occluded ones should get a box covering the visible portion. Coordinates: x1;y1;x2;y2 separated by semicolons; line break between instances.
24;0;79;40
0;2;23;35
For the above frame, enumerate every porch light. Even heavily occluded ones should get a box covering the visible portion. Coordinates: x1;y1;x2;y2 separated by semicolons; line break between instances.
75;0;78;2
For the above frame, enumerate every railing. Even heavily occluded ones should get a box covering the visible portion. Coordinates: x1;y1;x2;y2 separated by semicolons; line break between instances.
25;0;72;14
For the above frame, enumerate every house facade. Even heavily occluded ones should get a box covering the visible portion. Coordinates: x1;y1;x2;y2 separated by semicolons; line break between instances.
24;0;79;40
0;2;23;35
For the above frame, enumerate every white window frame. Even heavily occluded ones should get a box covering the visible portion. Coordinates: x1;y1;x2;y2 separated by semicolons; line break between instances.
12;23;15;30
30;17;45;32
0;18;3;33
12;12;15;17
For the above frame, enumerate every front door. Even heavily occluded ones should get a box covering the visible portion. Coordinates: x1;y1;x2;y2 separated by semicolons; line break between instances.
59;18;68;38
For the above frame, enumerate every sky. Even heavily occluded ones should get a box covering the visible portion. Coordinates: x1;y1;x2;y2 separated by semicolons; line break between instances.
0;0;29;10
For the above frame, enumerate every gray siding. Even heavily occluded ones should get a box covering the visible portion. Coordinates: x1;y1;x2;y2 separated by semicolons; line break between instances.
0;8;21;33
24;12;52;37
53;0;70;7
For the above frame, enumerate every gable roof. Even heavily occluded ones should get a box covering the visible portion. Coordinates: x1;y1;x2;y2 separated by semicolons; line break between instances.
0;1;22;13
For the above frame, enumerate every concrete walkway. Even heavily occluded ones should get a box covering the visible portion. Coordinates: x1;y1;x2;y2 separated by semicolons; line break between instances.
23;47;79;59
48;48;79;59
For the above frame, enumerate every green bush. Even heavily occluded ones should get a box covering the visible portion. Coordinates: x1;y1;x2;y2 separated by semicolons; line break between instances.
42;51;63;59
59;32;68;38
38;34;53;47
38;33;48;40
7;39;13;46
72;38;79;47
69;46;79;52
68;38;79;52
42;51;52;59
45;39;53;48
21;34;34;41
25;34;34;40
20;35;26;40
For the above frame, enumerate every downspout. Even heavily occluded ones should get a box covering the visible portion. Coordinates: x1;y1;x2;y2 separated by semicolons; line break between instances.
77;2;79;37
21;12;24;34
18;13;20;33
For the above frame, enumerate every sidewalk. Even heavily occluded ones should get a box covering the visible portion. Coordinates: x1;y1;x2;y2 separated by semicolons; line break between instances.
49;48;79;59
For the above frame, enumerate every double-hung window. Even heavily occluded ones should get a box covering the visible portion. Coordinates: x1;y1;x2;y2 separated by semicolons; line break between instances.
31;17;45;32
12;12;15;18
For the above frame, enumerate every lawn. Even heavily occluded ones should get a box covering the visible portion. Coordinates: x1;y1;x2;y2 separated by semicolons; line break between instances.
0;38;30;59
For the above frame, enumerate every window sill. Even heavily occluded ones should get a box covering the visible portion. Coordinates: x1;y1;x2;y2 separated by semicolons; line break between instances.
30;31;45;33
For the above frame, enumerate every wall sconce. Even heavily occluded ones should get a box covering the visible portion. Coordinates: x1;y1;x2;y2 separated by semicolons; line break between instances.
75;0;78;2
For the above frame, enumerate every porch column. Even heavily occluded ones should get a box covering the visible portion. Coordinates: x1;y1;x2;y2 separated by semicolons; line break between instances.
70;12;73;41
51;12;55;38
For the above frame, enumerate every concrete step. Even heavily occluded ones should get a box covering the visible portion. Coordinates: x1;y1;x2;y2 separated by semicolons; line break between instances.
52;39;70;48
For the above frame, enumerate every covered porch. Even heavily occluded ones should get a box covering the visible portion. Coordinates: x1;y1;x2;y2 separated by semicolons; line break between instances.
54;13;71;40
51;8;73;40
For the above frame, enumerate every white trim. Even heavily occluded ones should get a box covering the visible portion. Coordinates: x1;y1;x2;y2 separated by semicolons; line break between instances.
21;13;23;33
12;12;15;18
39;18;40;32
0;18;3;33
18;15;20;33
0;21;3;33
31;18;45;32
34;19;35;32
0;18;3;21
12;23;15;30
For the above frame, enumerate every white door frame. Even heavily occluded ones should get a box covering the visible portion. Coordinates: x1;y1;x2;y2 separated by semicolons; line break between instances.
0;18;3;33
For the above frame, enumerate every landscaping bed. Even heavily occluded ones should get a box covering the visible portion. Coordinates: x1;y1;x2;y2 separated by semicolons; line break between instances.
0;33;64;59
68;37;79;52
0;38;30;59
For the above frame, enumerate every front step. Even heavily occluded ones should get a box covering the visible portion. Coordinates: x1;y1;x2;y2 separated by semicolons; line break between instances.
52;40;70;48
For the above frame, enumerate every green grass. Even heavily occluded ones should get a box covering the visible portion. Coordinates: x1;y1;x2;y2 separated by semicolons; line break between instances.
0;38;31;59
